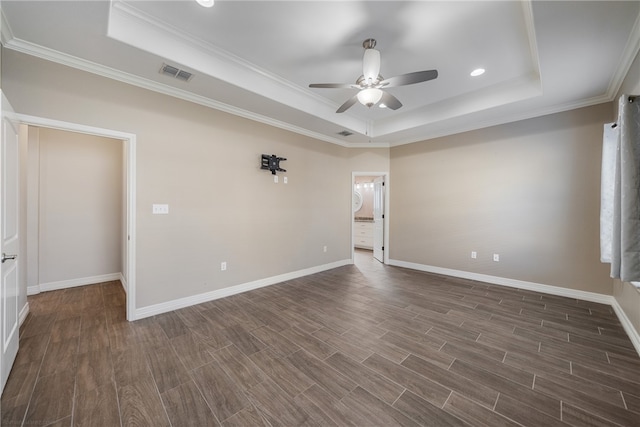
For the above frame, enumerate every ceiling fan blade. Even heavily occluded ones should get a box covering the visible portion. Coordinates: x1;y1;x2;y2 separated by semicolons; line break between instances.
380;91;402;110
381;70;438;87
309;83;354;89
336;95;358;113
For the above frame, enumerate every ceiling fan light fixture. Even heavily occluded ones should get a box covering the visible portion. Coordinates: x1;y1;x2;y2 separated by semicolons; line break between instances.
196;0;214;7
357;88;383;108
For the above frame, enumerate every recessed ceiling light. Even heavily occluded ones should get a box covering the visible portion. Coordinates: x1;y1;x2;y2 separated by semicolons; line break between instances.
196;0;214;7
470;68;485;77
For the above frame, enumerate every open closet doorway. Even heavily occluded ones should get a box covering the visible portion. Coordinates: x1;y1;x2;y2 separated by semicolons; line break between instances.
19;115;136;321
352;172;388;264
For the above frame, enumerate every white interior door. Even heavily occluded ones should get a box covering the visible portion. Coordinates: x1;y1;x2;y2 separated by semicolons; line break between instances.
1;92;20;393
373;176;384;263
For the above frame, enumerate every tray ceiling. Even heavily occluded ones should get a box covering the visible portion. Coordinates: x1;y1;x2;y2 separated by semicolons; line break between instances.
2;1;639;147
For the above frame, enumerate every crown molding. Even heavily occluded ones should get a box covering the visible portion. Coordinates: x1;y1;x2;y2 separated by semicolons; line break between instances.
110;0;326;105
107;0;364;134
0;6;14;45
607;10;640;100
3;36;356;147
388;92;612;148
3;0;637;150
521;1;542;84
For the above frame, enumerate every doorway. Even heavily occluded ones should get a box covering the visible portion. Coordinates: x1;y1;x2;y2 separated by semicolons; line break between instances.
17;115;136;321
352;172;388;265
27;126;123;289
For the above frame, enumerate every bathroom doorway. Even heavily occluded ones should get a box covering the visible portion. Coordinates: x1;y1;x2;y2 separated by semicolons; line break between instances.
352;172;388;264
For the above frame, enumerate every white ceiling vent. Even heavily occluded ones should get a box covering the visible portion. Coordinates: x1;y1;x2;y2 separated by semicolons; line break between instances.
160;63;193;82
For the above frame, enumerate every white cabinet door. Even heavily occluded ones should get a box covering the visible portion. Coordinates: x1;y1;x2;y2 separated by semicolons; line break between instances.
1;92;20;393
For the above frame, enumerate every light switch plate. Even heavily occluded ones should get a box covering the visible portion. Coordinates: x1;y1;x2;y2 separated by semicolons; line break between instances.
152;204;169;214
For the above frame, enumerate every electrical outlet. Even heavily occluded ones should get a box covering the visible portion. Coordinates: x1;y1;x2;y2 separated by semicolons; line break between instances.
221;261;227;271
493;254;500;262
471;251;477;259
274;175;279;183
323;246;327;253
284;176;288;184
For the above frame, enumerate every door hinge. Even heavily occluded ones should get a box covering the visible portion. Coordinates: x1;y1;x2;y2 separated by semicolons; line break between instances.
382;214;385;219
382;246;384;251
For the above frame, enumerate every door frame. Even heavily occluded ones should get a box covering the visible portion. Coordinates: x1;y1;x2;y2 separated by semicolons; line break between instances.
351;171;389;264
16;114;137;321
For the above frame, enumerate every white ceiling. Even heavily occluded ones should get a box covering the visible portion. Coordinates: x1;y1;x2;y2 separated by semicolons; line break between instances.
2;1;639;147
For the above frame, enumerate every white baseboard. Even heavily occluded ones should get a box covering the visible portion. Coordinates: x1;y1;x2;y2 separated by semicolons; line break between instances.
31;273;122;294
388;259;613;304
388;259;640;355
135;259;351;320
611;299;640;355
19;302;29;326
119;273;128;294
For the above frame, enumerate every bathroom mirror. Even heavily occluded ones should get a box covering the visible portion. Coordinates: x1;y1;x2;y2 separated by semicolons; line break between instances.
353;191;363;212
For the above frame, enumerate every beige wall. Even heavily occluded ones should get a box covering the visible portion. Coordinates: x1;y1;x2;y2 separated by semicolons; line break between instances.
390;103;613;294
613;49;640;337
36;127;122;285
1;49;388;309
3;45;636;329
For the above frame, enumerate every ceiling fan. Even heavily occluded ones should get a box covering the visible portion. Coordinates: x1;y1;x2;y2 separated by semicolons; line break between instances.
309;38;438;113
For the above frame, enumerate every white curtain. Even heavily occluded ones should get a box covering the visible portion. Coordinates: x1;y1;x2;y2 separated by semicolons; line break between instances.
600;123;617;263
601;94;640;285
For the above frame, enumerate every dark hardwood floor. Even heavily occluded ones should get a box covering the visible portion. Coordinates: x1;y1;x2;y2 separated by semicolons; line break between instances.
2;250;639;426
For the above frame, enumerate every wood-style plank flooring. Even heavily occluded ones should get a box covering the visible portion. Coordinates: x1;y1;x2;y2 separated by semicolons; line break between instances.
2;250;639;426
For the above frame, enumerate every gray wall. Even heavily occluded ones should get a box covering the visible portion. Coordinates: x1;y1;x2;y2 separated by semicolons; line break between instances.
389;103;613;294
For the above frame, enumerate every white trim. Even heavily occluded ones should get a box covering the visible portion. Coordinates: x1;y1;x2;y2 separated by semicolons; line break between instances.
611;298;640;356
4;38;353;148
608;11;640;99
135;259;350;320
388;259;613;304
18;302;29;326
4;20;636;149
124;136;136;320
389;259;640;356
119;272;128;294
14;114;137;321
521;1;541;86
0;7;14;46
37;273;121;293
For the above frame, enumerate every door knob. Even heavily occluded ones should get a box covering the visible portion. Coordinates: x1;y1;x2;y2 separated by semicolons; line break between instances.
1;253;17;263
